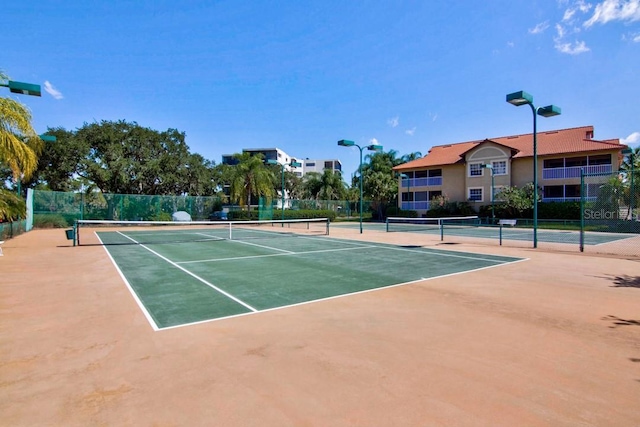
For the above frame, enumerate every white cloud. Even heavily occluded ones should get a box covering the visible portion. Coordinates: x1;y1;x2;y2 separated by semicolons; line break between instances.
44;81;63;100
429;112;438;122
563;0;593;21
507;41;515;48
387;116;399;128
529;21;550;34
554;23;591;54
621;131;640;145
405;127;416;136
369;138;380;146
555;39;591;53
584;0;640;27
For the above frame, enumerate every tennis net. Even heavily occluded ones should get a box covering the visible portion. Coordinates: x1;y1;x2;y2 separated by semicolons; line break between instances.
73;218;330;246
386;216;480;233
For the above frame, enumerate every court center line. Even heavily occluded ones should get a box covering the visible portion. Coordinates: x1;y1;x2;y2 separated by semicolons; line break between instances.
176;244;377;264
116;231;258;312
195;232;295;254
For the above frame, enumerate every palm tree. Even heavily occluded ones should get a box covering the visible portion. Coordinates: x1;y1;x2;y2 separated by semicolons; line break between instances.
401;151;423;163
0;71;43;184
302;170;346;200
1;71;43;221
228;152;275;211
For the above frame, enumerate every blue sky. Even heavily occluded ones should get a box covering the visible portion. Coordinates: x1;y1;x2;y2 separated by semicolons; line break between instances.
3;0;639;177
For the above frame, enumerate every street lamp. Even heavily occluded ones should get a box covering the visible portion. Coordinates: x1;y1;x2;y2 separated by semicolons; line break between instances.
338;139;383;233
267;159;301;220
622;147;636;221
399;173;411;210
481;164;495;223
506;90;561;248
0;80;41;97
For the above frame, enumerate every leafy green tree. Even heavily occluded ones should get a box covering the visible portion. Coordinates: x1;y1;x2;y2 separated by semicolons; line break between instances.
302;169;346;200
228;152;275;210
493;183;537;218
619;147;639;220
21;127;86;192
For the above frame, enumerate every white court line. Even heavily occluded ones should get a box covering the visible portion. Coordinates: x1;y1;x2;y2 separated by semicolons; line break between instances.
177;245;377;264
96;232;160;331
196;232;294;254
298;235;515;264
159;256;528;331
115;231;258;313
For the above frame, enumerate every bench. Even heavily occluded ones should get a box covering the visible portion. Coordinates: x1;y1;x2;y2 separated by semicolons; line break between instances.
498;219;517;227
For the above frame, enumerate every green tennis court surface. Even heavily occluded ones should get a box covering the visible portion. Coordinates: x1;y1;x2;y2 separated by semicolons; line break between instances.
97;229;524;330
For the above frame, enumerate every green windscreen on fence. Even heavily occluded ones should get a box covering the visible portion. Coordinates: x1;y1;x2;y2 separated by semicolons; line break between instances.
581;169;639;254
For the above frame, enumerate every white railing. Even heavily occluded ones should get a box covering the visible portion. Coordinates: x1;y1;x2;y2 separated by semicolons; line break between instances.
542;164;612;180
542;197;597;202
401;201;430;210
401;177;442;187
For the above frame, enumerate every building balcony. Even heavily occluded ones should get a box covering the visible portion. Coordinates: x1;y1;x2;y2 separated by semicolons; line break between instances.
401;201;430;211
542;164;612;180
401;177;442;187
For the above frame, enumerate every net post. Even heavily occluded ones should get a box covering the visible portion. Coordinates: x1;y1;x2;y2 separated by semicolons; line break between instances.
73;220;78;246
228;221;233;240
440;222;444;241
499;223;503;246
326;218;330;235
385;217;389;232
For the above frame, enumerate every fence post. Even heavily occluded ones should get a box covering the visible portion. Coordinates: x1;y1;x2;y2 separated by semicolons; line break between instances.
579;169;585;253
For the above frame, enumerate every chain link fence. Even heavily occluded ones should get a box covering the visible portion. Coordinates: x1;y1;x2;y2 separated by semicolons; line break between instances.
580;169;639;256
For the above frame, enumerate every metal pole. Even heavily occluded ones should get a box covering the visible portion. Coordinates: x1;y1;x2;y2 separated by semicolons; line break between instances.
630;153;635;221
408;173;411;210
281;164;285;221
530;104;539;248
490;169;495;222
359;146;363;234
580;169;585;252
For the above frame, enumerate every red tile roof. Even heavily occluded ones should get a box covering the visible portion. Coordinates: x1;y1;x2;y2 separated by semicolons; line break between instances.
394;126;623;170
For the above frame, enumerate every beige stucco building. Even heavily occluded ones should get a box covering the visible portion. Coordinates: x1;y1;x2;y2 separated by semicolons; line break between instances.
393;126;627;216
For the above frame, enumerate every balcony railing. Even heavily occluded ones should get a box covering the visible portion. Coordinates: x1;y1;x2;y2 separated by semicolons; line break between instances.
401;201;430;211
541;197;597;202
401;177;442;187
542;164;612;180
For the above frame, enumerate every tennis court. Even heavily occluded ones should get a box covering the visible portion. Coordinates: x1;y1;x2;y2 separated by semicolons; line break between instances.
92;219;524;330
339;217;634;246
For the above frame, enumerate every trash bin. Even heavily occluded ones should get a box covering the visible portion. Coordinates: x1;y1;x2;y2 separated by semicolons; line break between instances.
65;229;75;240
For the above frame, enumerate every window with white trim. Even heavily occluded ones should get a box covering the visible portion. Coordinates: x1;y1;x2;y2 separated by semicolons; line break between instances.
468;188;483;202
469;163;483;176
492;160;507;175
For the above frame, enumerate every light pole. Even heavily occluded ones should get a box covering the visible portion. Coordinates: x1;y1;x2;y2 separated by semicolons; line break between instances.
338;140;383;233
622;147;635;221
481;164;495;223
399;173;411;210
506;91;561;248
268;159;301;220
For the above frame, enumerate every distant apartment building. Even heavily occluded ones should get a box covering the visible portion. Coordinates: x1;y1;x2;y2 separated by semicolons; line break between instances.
393;125;626;216
302;159;342;176
221;148;343;206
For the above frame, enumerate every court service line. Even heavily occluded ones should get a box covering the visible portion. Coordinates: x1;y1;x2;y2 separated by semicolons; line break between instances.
176;244;377;265
159;256;528;331
195;232;294;254
115;231;258;313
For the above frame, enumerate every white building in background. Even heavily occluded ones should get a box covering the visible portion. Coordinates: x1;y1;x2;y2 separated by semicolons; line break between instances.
301;159;342;176
221;148;343;208
221;148;342;178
